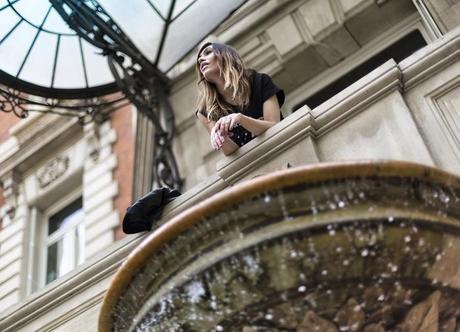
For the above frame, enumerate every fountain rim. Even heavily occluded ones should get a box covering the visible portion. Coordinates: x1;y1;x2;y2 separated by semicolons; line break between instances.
98;159;460;331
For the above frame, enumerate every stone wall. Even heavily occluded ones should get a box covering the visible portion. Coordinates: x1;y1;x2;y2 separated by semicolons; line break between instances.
424;0;460;32
0;109;133;314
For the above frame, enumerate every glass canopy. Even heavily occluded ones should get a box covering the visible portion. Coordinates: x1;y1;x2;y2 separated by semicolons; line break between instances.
0;0;246;98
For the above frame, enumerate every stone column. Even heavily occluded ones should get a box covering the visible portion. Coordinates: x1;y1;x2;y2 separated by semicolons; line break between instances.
82;121;119;259
0;170;26;309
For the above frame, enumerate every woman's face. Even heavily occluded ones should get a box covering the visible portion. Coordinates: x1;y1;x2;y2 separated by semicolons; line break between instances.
198;45;219;82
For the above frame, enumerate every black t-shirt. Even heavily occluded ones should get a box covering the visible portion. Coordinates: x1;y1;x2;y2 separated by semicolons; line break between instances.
221;72;285;147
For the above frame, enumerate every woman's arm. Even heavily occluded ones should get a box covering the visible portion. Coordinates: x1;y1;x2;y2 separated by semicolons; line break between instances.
196;112;239;155
215;95;281;137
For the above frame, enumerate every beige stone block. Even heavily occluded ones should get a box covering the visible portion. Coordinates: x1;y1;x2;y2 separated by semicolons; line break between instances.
0;275;20;299
99;128;116;148
424;0;460;32
170;77;199;126
267;15;304;56
86;211;119;244
236;136;320;184
237;36;263;58
272;69;298;95
402;36;460;174
85;231;114;259
12;275;111;332
176;121;212;182
98;120;112;136
0;230;23;256
0;245;21;270
299;0;337;38
317;91;434;165
84;201;113;227
0;260;21;284
0;219;24;242
339;0;371;16
83;172;113;198
442;4;460;31
283;45;328;84
83;154;116;183
313;27;360;66
83;182;117;213
49;304;99;332
0;291;19;314
97;144;112;162
0;136;19;164
345;0;416;45
245;44;283;75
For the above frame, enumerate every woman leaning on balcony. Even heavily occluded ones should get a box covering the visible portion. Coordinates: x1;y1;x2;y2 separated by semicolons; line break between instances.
195;42;285;156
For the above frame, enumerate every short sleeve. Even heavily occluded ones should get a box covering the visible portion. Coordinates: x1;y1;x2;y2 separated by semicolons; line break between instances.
260;73;285;107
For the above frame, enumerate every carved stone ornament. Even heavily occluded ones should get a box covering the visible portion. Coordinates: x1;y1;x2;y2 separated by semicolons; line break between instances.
37;156;69;188
0;170;21;220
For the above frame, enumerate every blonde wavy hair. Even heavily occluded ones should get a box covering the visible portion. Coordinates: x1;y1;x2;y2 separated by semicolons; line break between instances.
196;42;252;122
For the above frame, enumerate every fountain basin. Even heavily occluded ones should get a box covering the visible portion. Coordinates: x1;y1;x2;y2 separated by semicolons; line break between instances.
99;161;460;331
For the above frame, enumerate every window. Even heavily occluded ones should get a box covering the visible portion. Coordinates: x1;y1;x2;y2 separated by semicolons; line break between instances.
293;30;428;111
44;197;85;285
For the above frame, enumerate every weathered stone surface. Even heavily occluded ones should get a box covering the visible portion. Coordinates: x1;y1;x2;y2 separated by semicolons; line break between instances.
334;298;365;332
297;310;337;332
271;302;298;329
395;291;441;332
363;323;385;332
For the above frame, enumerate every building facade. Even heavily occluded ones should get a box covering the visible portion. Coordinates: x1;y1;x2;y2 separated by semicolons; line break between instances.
0;0;459;330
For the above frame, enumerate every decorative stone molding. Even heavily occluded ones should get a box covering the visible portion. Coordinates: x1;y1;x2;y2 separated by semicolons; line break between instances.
400;25;460;90
0;171;21;220
83;122;100;162
313;59;402;135
0;115;80;180
36;156;69;189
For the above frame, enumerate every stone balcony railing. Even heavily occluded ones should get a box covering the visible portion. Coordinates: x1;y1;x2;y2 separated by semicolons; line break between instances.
0;23;459;332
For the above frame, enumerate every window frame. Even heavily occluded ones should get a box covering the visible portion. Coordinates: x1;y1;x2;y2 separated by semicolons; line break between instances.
37;188;84;288
285;13;436;113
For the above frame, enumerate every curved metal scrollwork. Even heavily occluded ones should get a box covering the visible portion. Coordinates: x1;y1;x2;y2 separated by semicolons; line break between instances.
0;86;28;119
0;83;126;124
50;0;183;190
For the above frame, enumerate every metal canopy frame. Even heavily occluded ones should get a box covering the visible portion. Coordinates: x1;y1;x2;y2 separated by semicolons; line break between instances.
48;0;182;190
0;0;247;191
0;0;119;98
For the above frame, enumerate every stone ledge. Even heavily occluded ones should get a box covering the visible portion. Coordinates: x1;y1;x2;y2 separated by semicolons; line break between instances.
217;106;314;184
400;24;460;90
217;59;402;185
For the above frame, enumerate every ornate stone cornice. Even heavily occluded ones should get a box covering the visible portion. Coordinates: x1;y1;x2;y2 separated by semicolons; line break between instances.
0;115;81;179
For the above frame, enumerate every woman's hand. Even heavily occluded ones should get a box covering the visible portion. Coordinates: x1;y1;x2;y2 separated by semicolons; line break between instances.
214;113;242;137
210;125;227;150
